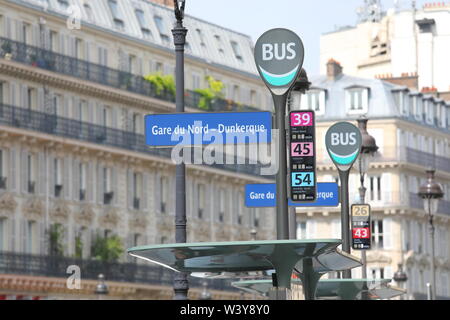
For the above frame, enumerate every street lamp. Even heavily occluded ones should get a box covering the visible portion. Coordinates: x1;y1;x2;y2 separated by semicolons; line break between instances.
418;168;444;300
393;263;408;299
172;0;189;300
95;274;109;299
356;116;378;292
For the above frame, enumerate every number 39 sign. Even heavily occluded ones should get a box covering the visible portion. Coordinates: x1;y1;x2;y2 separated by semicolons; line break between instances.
289;111;316;202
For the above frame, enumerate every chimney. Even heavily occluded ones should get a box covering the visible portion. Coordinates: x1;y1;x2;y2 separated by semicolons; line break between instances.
327;59;343;80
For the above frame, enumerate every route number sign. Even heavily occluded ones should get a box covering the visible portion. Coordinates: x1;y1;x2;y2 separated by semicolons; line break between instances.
351;204;371;250
289;111;316;202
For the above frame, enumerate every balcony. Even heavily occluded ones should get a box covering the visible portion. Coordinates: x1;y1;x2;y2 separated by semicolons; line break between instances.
0;251;237;293
0;103;270;178
316;146;450;173
0;37;258;113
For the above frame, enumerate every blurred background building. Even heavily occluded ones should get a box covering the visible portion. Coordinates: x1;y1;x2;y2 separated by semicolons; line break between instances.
0;0;275;299
296;58;450;300
320;1;450;100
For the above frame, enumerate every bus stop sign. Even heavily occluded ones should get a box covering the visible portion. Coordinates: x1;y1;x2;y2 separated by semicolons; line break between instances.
325;122;362;171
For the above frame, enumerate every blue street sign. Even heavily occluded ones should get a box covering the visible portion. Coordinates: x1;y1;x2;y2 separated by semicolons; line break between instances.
145;112;272;147
245;182;339;208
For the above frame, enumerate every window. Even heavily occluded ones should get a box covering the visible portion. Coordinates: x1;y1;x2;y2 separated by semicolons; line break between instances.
57;0;69;10
155;62;163;73
108;0;124;30
49;30;58;52
230;41;243;61
232;85;240;102
296;222;307;239
26;220;35;254
154;16;170;44
369;175;381;201
160;176;168;213
133;172;142;210
54;158;63;197
0;150;5;189
74;38;83;59
370;267;385;279
371;219;384;249
198;184;205;219
0;218;5;251
346;87;368;114
214;35;225;56
132;113;141;133
253;210;260;228
84;4;94;21
27;88;36;110
192;73;201;90
79;163;86;201
250;90;258;106
135;9;152;39
128;54;136;74
218;189;225;222
103;167;114;205
27;154;35;194
196;29;206;47
300;90;326;115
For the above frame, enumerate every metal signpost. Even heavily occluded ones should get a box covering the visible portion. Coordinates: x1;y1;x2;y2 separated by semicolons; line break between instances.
325;122;362;278
254;28;304;240
351;204;371;250
288;110;316;202
245;182;339;208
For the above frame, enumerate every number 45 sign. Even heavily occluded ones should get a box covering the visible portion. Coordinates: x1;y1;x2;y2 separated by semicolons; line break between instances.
351;204;371;250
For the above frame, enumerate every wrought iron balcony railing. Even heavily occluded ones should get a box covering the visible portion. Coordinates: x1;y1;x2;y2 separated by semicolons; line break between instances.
0;103;270;178
0;37;258;113
0;251;238;293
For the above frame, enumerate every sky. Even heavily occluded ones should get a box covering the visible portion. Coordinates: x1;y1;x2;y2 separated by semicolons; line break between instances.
187;0;431;75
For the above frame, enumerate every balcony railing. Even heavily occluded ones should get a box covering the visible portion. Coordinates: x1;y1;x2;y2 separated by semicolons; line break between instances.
0;103;271;178
0;251;237;293
317;146;450;173
0;37;258;113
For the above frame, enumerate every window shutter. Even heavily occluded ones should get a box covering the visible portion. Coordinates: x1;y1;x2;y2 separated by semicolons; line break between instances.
59;33;66;54
8;82;16;106
111;107;118;129
39;221;46;254
383;217;393;249
37;88;45;112
21;149;28;193
67;35;75;57
73;159;80;201
10;217;15;251
32;24;39;47
9;147;17;191
15;19;22;42
87;161;94;203
112;167;118;206
84;41;91;62
97;164;104;205
20;85;27;108
64;157;71;200
38;152;46;195
96;103;104;126
21;219;26;253
137;57;143;76
155;173;161;214
5;17;12;38
48;155;54;197
127;169;133;209
142;173;148;211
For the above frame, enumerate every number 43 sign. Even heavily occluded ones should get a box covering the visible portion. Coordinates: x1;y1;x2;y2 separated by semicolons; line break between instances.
351;204;371;250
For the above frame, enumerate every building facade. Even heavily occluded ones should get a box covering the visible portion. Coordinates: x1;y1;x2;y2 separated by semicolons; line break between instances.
295;60;450;299
0;0;275;299
320;2;450;99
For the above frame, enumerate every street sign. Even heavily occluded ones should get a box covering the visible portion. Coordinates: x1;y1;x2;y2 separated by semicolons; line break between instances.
325;122;362;171
351;204;371;250
245;182;339;208
254;28;304;96
289;111;316;202
145;111;271;146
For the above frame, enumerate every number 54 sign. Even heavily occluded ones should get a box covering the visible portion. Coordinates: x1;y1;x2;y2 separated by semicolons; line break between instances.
351;204;371;250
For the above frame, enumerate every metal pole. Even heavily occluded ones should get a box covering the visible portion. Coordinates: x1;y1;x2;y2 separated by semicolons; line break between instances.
273;94;289;240
172;14;189;300
289;207;297;239
338;169;351;278
428;202;436;300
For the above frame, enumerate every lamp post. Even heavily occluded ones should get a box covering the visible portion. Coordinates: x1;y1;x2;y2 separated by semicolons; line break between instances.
418;168;444;300
393;263;408;300
356;116;378;293
95;274;109;300
172;0;189;300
